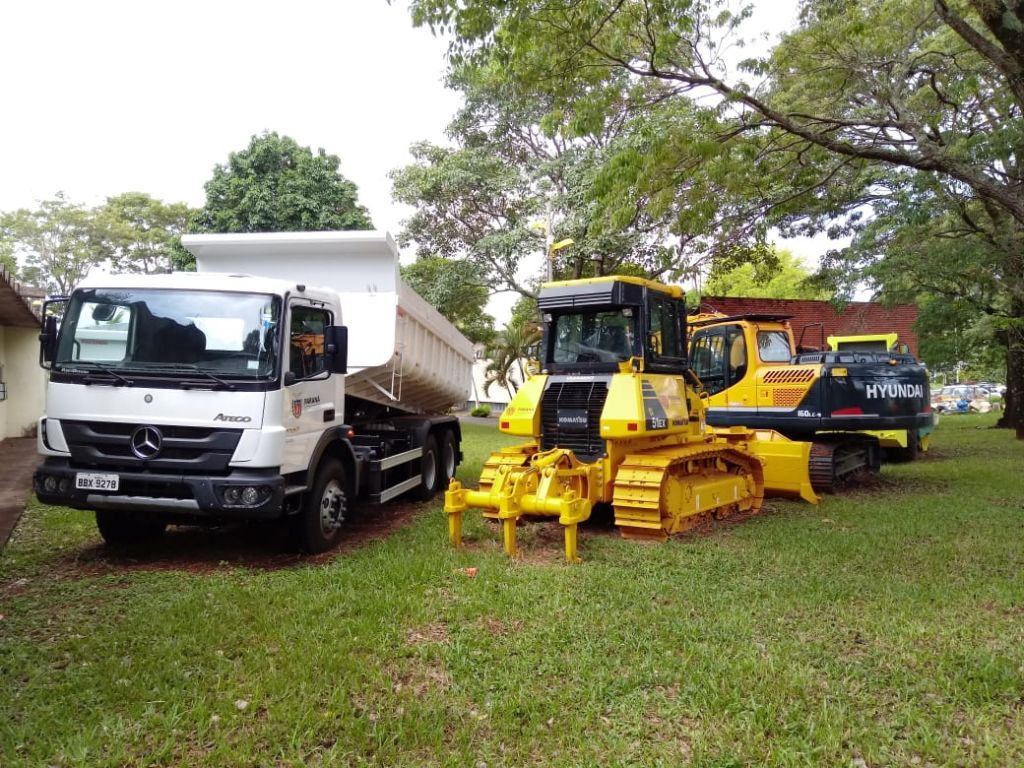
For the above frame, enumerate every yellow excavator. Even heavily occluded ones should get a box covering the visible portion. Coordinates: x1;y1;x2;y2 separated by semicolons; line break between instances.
688;314;934;485
444;276;816;562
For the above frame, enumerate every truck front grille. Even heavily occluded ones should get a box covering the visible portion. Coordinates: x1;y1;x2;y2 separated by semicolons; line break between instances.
60;420;243;475
540;380;608;461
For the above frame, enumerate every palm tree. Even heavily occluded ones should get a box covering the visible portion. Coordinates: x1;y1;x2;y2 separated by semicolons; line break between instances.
483;317;542;399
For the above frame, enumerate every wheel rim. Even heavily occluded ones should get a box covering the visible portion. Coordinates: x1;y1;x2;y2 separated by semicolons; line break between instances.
442;439;456;480
319;479;346;537
422;450;437;491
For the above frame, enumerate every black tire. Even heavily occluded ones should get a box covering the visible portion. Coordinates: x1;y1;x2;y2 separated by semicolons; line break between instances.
414;435;440;501
294;458;348;554
95;510;166;546
437;430;458;492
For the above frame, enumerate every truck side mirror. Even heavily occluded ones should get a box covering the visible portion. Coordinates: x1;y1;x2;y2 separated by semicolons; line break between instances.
38;298;68;368
39;316;58;368
325;325;348;374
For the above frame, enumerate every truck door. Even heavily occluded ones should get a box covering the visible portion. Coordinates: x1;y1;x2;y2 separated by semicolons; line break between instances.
282;300;338;474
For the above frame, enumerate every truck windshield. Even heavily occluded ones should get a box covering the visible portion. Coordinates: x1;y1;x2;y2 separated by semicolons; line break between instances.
55;288;281;379
551;309;635;364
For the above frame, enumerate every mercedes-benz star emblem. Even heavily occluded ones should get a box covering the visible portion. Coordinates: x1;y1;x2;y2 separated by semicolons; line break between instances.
130;425;163;460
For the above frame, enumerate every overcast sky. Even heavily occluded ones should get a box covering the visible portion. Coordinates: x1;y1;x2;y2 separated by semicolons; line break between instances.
0;0;461;236
2;0;816;315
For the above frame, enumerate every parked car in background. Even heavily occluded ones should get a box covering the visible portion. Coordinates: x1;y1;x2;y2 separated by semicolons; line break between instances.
931;385;999;413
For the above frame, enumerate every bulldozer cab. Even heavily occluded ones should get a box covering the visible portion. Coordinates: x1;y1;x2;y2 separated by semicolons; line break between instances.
539;277;688;375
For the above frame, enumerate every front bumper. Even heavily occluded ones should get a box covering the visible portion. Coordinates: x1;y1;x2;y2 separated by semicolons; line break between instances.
33;459;286;520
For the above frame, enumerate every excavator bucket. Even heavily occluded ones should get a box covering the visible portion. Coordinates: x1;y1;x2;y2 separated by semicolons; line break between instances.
711;428;820;505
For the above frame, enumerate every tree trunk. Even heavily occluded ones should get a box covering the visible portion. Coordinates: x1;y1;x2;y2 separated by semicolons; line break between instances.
996;301;1024;438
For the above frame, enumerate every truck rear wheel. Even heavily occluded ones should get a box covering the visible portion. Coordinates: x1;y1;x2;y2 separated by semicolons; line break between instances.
95;510;166;546
414;435;440;501
438;430;458;491
295;458;348;554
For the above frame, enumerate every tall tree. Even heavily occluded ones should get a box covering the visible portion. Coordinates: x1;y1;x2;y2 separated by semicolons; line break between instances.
401;256;496;344
0;232;16;277
406;0;1024;436
94;192;195;274
0;193;101;295
390;69;682;299
195;132;373;234
702;250;829;300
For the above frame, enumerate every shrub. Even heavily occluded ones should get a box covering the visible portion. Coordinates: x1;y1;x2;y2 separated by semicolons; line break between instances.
469;404;492;418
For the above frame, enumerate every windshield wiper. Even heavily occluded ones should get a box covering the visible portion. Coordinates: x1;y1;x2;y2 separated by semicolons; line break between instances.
61;361;135;386
181;368;236;391
119;362;237;390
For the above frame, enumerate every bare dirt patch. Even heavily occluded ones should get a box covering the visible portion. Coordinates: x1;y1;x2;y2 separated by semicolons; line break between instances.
406;621;449;646
55;501;426;576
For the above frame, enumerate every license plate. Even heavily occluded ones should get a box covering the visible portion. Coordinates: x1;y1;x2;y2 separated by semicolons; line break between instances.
75;473;120;491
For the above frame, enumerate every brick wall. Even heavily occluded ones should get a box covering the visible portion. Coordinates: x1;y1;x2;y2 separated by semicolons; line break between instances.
697;297;920;356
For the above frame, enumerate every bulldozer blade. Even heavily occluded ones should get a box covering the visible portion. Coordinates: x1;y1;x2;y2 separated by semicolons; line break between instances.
711;428;819;505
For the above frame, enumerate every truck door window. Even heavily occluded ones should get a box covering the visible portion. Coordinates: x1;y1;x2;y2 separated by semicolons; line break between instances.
290;305;331;379
757;331;792;362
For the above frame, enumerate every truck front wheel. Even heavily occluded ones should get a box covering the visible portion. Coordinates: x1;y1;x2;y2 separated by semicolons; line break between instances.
95;510;166;546
295;458;348;554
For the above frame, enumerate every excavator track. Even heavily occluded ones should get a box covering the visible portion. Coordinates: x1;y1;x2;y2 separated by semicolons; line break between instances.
612;443;764;540
808;435;881;493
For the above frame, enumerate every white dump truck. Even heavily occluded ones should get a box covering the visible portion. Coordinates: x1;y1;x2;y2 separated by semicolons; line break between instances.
34;231;474;552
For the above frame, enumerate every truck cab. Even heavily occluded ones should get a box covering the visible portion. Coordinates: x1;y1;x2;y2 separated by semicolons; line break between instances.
34;232;472;552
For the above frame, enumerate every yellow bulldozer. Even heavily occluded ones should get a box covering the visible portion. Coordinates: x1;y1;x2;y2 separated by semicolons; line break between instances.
444;276;818;562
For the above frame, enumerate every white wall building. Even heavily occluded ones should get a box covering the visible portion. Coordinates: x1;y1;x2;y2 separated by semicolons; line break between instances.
0;268;45;439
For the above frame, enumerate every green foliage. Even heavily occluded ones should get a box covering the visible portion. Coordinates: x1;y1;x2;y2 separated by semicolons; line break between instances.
0;193;102;295
702;249;829;300
391;139;541;297
195;132;373;236
93;192;195;274
405;0;1024;433
484;312;542;397
916;296;1007;381
469;404;492;417
390;68;679;297
0;231;16;276
401;256;496;344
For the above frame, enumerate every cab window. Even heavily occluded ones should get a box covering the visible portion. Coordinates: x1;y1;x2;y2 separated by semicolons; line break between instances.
648;297;686;368
757;331;792;362
691;332;726;394
690;323;746;394
289;305;331;379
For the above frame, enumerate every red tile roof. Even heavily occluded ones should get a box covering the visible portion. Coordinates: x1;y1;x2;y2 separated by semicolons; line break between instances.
697;296;920;356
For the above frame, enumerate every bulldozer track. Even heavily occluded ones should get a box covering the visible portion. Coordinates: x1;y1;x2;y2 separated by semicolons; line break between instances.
612;442;764;540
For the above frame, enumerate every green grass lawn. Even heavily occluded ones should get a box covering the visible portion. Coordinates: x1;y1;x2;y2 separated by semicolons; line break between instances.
2;415;1022;767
